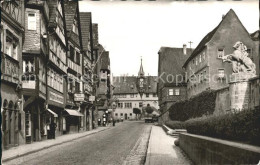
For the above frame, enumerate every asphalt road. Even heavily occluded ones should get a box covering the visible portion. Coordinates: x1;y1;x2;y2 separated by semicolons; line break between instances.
5;121;152;165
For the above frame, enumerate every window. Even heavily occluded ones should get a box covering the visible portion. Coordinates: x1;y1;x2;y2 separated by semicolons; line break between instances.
199;54;202;62
200;73;203;83
153;93;157;97
124;103;132;109
120;113;123;116
218;69;225;78
146;93;149;98
28;13;36;30
117;103;123;108
115;113;118;116
130;113;132;116
75;51;80;65
72;19;78;35
6;37;12;56
130;94;134;98
195;57;198;65
13;43;18;60
193;59;195;64
218;49;224;58
75;82;80;93
204;70;207;81
175;89;180;95
203;52;206;60
139;102;143;108
246;49;252;59
70;46;75;61
169;89;174;96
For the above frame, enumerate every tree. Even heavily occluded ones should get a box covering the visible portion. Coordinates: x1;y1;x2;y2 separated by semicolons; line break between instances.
133;108;141;120
145;104;154;115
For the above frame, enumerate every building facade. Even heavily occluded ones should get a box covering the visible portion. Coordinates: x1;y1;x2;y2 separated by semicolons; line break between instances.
79;12;94;131
1;0;25;149
113;60;159;120
157;46;192;121
183;9;259;99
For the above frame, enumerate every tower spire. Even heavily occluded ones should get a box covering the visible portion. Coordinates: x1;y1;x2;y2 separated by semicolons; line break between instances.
138;57;145;77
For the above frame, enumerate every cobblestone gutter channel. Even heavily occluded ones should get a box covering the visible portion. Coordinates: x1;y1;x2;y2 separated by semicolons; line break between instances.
123;125;152;165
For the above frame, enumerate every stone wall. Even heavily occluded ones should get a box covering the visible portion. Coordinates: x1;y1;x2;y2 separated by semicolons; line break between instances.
214;87;230;115
179;133;260;164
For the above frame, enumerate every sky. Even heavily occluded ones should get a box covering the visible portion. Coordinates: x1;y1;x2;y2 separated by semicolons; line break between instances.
79;0;259;76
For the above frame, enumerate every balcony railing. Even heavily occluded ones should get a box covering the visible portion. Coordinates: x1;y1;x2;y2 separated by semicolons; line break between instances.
1;53;19;84
68;59;82;74
22;80;36;89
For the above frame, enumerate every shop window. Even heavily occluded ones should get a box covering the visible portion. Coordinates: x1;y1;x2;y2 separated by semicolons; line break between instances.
28;13;36;30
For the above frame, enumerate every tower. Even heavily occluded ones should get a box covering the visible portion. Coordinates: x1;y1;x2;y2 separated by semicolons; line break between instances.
137;58;145;98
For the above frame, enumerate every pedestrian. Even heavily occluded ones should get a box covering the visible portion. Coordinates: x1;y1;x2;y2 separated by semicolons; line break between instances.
50;121;57;139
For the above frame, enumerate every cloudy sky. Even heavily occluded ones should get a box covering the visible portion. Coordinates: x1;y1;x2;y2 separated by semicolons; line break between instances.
79;0;259;76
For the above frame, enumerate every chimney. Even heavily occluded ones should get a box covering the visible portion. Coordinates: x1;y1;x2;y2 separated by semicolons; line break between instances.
183;44;187;55
222;14;225;19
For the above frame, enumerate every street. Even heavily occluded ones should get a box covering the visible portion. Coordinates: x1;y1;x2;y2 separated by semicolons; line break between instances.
4;121;152;165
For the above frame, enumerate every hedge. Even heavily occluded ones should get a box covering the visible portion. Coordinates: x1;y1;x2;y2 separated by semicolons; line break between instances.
165;120;186;129
185;107;260;146
169;90;217;121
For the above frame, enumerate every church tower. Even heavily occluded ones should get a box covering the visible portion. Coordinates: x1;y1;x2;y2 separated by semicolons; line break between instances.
137;58;145;98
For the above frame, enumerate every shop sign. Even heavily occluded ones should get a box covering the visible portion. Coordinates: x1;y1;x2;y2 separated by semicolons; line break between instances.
49;91;64;104
89;96;95;102
74;93;85;102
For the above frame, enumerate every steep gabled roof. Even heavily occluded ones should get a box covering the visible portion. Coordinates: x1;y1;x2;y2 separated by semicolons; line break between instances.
100;51;110;70
113;76;157;94
183;9;250;68
79;12;92;51
250;30;259;41
158;47;192;85
92;24;99;49
64;1;77;32
48;0;57;26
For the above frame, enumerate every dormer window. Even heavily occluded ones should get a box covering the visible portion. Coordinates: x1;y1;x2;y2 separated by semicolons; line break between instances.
28;13;36;30
72;19;78;35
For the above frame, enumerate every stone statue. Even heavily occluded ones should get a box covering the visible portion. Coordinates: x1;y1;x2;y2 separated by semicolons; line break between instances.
222;41;256;75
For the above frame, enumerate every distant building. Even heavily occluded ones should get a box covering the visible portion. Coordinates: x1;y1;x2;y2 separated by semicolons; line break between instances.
183;9;259;99
157;45;192;122
113;60;159;120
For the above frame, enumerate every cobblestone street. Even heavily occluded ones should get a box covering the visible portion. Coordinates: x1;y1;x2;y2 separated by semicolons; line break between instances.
4;121;152;165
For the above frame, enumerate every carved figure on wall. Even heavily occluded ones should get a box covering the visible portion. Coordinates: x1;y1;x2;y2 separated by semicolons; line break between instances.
222;41;256;75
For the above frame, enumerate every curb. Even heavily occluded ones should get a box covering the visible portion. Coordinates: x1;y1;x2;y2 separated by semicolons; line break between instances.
2;127;111;163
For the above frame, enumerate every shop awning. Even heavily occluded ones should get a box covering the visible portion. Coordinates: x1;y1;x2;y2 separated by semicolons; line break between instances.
47;109;58;117
65;109;84;117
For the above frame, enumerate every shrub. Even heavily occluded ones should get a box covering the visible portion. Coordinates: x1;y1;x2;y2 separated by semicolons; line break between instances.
168;90;217;121
165;120;186;129
185;108;260;146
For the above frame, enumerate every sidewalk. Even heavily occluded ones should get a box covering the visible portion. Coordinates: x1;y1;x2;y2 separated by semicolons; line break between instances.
2;126;113;162
145;125;193;165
